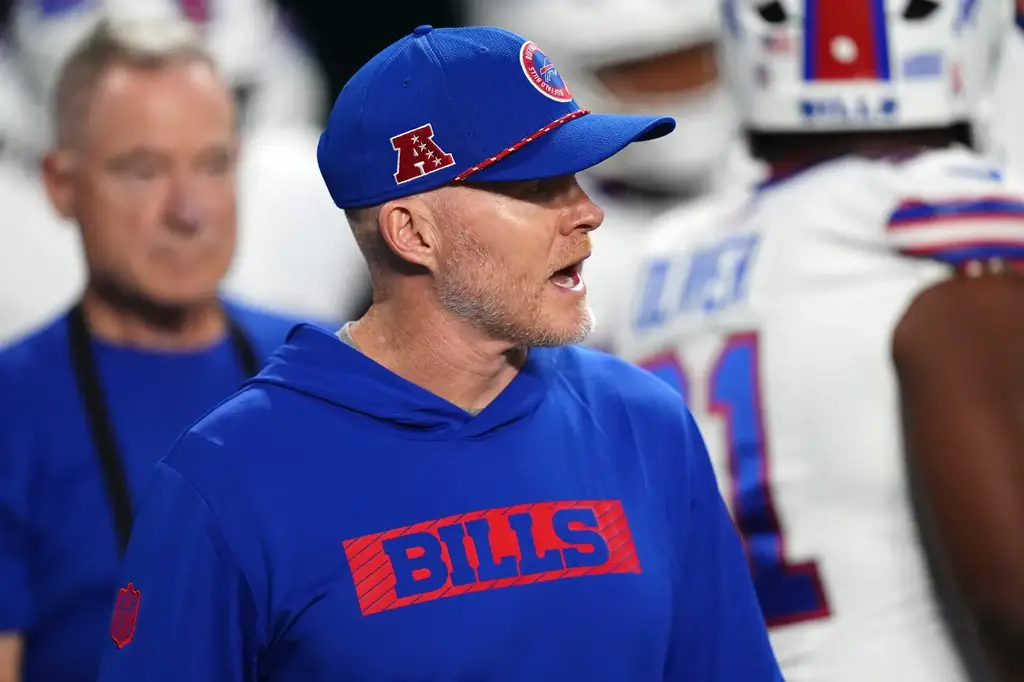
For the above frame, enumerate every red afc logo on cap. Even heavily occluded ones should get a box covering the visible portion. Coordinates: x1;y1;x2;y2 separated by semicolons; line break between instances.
110;582;141;649
391;123;456;184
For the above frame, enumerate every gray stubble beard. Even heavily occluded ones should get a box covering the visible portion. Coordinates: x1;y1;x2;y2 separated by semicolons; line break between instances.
437;242;594;349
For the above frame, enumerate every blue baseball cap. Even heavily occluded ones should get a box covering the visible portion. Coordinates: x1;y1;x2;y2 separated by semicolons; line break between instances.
317;25;676;209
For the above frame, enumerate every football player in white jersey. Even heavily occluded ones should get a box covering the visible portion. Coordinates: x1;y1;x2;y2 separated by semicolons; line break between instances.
463;0;762;350
616;0;1024;680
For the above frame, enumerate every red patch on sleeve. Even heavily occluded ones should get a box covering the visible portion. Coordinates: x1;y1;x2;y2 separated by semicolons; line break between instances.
110;582;141;648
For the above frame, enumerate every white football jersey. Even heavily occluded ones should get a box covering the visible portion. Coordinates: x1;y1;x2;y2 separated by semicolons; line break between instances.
0;157;85;344
584;141;765;353
222;125;370;325
581;185;666;352
614;146;1022;681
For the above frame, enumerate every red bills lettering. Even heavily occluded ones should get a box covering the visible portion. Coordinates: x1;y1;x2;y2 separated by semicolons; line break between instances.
390;123;456;184
343;500;640;616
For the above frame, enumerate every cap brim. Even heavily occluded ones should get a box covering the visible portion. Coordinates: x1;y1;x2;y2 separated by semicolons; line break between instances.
465;113;676;183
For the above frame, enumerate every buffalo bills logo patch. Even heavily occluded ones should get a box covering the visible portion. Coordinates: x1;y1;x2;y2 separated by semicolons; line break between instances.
519;41;572;103
110;582;141;648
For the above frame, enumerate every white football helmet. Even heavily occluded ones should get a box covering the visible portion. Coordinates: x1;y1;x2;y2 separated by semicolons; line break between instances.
7;0;324;151
0;39;47;162
720;0;1012;133
223;125;370;324
465;0;737;191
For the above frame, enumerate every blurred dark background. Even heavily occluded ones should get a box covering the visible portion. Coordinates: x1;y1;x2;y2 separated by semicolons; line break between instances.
276;0;463;121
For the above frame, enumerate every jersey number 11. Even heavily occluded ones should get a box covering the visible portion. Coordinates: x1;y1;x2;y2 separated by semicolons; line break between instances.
640;332;832;628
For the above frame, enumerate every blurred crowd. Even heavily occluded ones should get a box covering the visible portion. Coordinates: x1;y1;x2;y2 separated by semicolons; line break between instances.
3;0;1024;681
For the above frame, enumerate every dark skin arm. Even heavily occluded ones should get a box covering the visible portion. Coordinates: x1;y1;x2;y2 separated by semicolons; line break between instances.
894;270;1024;682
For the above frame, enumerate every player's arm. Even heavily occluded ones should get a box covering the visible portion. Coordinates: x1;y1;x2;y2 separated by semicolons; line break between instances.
0;396;35;682
96;461;262;682
889;162;1024;681
0;636;21;682
895;272;1024;681
665;407;783;682
0;484;28;682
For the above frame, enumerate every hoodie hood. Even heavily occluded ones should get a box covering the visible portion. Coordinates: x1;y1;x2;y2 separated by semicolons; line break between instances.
249;324;554;440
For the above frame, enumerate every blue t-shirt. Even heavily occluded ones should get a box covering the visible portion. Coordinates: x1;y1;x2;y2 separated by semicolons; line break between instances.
0;301;306;682
96;324;782;682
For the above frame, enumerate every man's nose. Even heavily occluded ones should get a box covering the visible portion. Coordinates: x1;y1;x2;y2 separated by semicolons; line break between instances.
165;184;203;234
560;179;605;236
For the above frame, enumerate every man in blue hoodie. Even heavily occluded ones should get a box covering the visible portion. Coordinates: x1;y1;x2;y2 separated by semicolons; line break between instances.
96;24;782;682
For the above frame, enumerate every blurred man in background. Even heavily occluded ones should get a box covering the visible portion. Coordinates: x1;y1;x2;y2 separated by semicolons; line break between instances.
0;19;303;682
1;0;369;327
464;0;762;350
617;0;1024;680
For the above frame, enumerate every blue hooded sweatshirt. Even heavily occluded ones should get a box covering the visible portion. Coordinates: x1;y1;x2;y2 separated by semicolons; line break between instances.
0;301;305;682
96;323;781;682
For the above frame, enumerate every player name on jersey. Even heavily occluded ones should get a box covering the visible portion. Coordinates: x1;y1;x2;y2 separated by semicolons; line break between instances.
635;233;760;331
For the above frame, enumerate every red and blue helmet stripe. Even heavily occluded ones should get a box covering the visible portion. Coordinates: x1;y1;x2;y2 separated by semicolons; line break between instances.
803;0;891;81
178;0;210;24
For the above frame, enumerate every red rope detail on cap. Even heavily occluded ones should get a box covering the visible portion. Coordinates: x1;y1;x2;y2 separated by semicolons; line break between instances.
453;109;590;183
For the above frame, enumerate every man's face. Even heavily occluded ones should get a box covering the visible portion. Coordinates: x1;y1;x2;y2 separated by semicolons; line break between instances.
432;175;604;347
58;61;238;307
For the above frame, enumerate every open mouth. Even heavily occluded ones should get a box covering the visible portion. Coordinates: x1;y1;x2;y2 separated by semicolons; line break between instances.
549;260;585;292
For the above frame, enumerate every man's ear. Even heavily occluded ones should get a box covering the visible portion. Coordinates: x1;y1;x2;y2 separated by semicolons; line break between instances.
41;149;76;220
377;196;443;271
